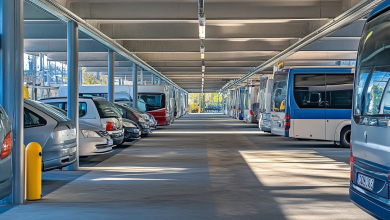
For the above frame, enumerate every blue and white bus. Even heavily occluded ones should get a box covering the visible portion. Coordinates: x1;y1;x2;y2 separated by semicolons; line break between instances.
269;66;354;147
350;1;390;218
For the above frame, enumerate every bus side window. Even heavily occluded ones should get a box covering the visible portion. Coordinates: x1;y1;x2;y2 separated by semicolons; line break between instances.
326;74;354;109
294;74;325;109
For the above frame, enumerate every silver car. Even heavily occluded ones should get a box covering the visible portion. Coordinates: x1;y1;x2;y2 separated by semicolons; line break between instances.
44;104;114;157
79;121;114;156
24;99;77;171
0;105;12;200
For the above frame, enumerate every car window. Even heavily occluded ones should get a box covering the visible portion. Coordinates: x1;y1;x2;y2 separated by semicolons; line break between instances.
115;105;126;118
93;99;122;118
25;100;69;122
47;102;87;118
24;108;47;128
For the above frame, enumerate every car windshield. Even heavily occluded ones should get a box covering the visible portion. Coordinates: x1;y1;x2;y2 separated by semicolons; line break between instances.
139;93;165;111
93;99;122;118
25;99;70;122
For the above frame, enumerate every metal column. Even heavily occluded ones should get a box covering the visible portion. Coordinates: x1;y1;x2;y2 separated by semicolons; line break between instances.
67;21;79;171
132;63;138;108
79;68;82;86
151;74;155;85
0;0;24;204
108;50;115;102
140;68;143;85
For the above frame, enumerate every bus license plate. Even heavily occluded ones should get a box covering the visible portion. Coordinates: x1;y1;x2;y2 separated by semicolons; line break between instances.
357;173;374;191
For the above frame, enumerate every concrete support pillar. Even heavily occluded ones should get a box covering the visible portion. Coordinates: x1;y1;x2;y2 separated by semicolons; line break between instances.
108;50;115;102
67;21;79;171
151;74;155;85
132;63;138;108
0;0;24;204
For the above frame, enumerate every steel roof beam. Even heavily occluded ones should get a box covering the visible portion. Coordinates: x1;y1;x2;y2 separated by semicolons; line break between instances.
24;0;187;93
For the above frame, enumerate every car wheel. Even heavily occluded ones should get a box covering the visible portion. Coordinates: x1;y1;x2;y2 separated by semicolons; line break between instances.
340;126;351;148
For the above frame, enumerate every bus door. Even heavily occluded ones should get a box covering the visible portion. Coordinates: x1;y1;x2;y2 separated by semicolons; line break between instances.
325;74;354;140
292;74;326;139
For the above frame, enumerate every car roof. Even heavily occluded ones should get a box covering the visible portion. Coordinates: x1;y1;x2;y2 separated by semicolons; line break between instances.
40;96;106;101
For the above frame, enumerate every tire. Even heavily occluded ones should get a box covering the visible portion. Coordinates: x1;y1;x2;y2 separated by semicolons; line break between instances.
340;126;351;148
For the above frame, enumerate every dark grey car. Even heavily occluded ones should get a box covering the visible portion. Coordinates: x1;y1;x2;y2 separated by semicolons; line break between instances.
0;105;12;200
24;99;77;171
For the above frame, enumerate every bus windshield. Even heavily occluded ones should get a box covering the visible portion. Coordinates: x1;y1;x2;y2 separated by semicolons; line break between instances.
272;72;288;112
355;12;390;118
139;93;166;111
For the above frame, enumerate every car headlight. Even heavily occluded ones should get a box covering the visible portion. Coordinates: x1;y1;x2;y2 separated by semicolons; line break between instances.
123;121;137;128
81;130;101;138
141;114;150;121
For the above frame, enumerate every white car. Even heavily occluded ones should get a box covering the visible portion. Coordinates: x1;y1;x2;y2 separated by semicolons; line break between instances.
40;97;124;145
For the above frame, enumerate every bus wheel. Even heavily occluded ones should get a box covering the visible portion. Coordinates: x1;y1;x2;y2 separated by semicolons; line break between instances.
340;126;351;148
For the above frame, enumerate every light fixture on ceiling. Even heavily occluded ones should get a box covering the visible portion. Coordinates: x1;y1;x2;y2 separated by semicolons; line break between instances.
198;0;206;93
199;25;205;39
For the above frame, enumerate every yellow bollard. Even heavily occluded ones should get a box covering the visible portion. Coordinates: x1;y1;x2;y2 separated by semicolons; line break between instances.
26;142;42;201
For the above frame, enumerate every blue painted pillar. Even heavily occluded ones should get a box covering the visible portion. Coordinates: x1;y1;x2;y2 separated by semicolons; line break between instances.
108;50;115;102
67;21;79;171
0;0;24;204
132;63;138;108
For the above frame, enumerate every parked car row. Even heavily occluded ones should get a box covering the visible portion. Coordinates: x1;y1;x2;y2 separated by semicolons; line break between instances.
0;83;189;201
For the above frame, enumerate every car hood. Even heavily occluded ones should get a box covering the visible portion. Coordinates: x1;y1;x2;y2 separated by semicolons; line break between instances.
79;120;104;131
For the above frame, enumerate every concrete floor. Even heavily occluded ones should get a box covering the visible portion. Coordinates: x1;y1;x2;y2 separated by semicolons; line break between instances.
0;113;373;219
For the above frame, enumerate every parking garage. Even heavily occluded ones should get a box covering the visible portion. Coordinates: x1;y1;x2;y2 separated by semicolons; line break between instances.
0;0;387;219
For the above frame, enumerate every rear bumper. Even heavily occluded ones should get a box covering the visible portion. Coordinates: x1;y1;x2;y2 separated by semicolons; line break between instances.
0;177;12;200
109;131;124;145
79;137;113;156
124;128;141;141
43;152;77;171
260;120;271;132
154;116;167;125
350;185;390;219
